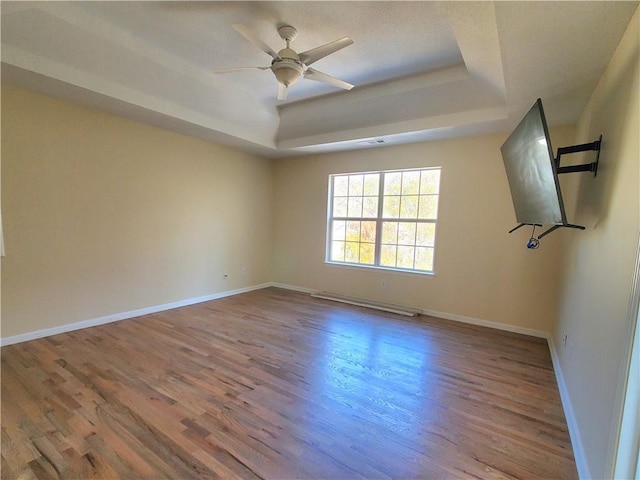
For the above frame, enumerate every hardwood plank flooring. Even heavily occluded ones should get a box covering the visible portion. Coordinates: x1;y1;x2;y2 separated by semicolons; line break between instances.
1;287;577;479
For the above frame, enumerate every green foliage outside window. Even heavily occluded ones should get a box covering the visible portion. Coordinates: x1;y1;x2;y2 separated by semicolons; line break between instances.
328;167;440;273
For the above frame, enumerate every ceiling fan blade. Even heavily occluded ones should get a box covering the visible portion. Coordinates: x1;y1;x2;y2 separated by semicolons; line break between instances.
299;37;353;66
213;66;271;74
277;83;289;101
304;68;354;90
232;24;281;60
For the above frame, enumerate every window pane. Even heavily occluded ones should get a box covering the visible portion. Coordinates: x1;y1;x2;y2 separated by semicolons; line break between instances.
328;168;440;273
331;241;345;261
332;220;346;241
416;223;435;247
402;171;420;195
334;176;349;196
363;174;379;195
361;221;376;243
346;221;360;241
420;170;440;194
362;197;378;218
360;243;375;264
398;222;417;245
397;246;415;269
400;195;419;219
348;197;363;217
382;222;398;244
383;196;400;218
345;242;360;263
384;172;402;195
333;197;347;217
349;175;364;196
381;245;397;267
415;247;434;271
418;195;438;219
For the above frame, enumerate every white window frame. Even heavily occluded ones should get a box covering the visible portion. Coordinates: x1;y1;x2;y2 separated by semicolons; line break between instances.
326;167;441;274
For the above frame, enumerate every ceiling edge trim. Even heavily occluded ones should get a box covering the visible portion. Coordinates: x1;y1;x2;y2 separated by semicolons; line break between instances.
1;50;278;149
277;105;508;150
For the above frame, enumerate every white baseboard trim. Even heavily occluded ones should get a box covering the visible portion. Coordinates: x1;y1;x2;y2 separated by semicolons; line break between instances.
0;283;272;347
272;283;549;339
548;337;591;480
420;307;549;339
311;292;421;317
270;282;316;294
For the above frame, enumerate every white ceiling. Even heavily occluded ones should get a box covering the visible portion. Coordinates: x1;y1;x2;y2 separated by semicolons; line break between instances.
2;1;637;158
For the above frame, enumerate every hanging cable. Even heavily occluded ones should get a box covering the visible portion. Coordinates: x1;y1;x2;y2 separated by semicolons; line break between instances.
527;225;540;249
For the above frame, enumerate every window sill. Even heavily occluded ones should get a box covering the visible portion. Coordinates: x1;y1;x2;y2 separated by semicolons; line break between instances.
324;261;435;277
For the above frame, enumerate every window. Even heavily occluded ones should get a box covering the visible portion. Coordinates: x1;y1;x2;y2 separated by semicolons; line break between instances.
327;167;441;273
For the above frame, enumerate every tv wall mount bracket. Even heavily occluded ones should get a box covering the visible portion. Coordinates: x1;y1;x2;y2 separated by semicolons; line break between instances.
555;134;602;177
509;134;602;241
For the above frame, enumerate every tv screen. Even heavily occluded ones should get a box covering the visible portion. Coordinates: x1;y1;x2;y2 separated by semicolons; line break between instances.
500;99;567;226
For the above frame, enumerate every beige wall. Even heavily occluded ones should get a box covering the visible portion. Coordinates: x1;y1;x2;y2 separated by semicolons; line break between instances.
1;85;273;338
553;7;639;479
2;10;638;474
272;126;576;333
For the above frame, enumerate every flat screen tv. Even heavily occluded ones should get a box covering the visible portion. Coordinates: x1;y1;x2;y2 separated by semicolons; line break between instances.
500;98;567;226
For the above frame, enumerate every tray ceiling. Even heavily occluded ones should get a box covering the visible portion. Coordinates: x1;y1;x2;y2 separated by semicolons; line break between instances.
2;1;637;157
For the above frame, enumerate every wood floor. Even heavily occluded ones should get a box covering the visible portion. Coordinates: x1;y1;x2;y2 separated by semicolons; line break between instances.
1;287;577;479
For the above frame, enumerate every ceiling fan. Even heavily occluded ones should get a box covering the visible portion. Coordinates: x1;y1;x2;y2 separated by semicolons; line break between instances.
215;24;354;101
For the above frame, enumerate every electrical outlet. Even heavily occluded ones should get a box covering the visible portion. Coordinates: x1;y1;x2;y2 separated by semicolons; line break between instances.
562;333;568;347
223;274;229;280
381;279;386;288
241;267;247;277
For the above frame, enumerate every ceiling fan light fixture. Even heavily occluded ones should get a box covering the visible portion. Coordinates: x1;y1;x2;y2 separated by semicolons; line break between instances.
272;60;303;86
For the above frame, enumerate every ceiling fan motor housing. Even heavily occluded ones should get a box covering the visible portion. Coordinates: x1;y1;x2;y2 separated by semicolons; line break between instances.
272;46;303;86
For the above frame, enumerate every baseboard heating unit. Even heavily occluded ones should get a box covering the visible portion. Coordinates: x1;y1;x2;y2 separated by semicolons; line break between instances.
310;292;421;317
